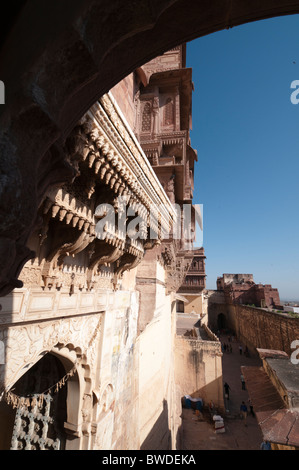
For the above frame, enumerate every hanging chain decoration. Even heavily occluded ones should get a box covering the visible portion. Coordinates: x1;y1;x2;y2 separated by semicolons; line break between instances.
2;362;78;410
2;315;102;410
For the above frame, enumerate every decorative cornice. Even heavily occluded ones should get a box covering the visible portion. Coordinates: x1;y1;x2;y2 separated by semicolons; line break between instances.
92;94;176;230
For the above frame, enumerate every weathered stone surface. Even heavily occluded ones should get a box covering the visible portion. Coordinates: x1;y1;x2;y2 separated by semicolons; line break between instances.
220;304;299;356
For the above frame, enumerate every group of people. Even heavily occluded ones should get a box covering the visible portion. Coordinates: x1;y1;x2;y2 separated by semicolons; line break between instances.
224;382;254;425
220;333;251;357
239;344;250;357
224;380;272;449
222;342;233;353
220;334;273;449
221;339;250;356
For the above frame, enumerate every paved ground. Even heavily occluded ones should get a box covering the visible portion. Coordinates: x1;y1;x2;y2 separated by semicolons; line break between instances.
180;334;264;450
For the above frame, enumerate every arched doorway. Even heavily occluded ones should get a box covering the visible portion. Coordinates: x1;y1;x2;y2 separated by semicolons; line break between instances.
217;313;226;331
2;353;71;450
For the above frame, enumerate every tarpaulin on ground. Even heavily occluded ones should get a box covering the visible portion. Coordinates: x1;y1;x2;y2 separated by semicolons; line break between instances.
182;395;203;410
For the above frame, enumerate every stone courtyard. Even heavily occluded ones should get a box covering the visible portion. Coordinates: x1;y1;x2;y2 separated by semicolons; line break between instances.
180;334;264;450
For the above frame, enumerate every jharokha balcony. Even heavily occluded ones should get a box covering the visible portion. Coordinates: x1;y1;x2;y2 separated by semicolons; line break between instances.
178;248;206;294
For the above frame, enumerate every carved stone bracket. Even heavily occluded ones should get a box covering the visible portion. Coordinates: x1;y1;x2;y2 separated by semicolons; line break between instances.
113;251;143;291
161;240;193;294
87;243;124;285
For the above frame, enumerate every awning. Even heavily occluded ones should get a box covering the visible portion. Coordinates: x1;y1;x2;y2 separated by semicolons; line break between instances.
242;365;299;448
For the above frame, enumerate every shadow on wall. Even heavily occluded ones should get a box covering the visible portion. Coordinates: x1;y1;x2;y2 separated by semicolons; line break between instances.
175;419;184;451
181;376;224;414
140;399;170;450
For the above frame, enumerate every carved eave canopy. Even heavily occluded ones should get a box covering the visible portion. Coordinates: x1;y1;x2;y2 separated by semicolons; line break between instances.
140;45;187;85
94;93;173;215
29;92;177;292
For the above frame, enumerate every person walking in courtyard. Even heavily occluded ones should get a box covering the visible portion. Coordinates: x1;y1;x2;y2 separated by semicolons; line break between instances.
260;440;271;450
240;401;248;426
224;382;231;400
240;374;246;390
248;398;254;416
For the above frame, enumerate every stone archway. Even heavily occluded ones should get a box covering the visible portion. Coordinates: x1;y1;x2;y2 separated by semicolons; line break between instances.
0;351;78;450
1;1;299;295
177;300;185;313
0;314;103;449
9;353;68;450
217;313;226;331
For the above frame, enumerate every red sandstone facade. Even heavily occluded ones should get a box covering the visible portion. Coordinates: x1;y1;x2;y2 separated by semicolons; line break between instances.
217;273;281;308
178;248;206;294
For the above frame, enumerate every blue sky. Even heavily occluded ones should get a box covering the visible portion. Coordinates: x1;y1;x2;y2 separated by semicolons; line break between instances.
187;14;299;301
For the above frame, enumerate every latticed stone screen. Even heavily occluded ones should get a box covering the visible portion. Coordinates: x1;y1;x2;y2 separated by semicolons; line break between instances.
10;393;61;450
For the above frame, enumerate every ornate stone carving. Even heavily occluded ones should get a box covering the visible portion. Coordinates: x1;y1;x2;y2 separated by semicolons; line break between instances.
160;240;194;294
0;314;102;393
19;92;176;294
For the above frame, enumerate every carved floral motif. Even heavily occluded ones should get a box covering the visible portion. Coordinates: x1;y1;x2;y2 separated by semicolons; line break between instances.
0;314;102;392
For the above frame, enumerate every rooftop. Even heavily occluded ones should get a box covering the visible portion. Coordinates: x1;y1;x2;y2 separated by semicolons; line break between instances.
242;349;299;448
176;313;213;341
